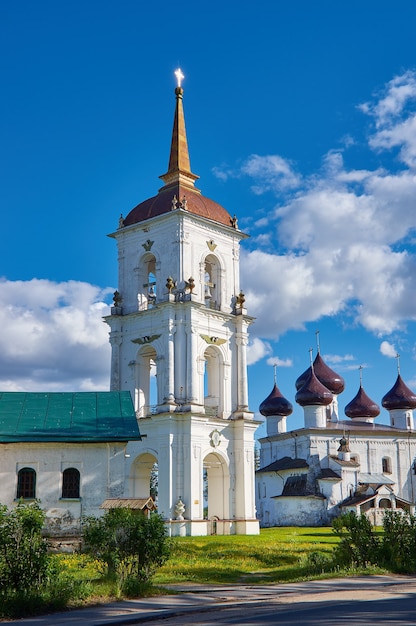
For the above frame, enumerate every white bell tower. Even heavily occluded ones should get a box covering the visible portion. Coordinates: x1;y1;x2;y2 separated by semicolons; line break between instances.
105;71;259;535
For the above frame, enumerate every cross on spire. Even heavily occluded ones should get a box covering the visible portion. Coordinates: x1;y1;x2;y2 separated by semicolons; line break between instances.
175;68;184;87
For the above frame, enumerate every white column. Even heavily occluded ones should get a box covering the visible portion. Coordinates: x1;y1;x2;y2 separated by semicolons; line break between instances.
174;318;186;401
164;322;176;404
109;330;122;391
186;325;199;403
235;331;249;410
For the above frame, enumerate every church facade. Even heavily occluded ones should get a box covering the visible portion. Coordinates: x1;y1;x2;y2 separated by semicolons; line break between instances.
256;353;416;527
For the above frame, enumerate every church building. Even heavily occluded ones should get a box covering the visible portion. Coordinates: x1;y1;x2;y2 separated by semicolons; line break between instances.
105;69;259;535
256;349;416;527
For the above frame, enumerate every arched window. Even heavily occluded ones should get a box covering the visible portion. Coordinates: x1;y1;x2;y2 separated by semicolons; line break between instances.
135;345;158;416
204;255;221;310
382;457;392;474
62;468;80;499
379;498;392;509
138;254;157;311
204;345;224;417
17;467;36;499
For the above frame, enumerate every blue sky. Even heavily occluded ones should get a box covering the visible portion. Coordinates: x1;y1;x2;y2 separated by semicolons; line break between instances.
2;1;416;435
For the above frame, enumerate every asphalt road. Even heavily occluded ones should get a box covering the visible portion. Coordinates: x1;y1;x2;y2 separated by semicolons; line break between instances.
9;576;416;626
146;596;416;625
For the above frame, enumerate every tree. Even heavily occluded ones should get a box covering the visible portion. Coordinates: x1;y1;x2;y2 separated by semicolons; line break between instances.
0;501;49;594
82;509;171;595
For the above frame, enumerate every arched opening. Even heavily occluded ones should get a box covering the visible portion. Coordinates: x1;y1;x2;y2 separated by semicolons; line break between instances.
62;468;80;499
138;254;157;311
135;345;158;416
379;498;392;509
203;452;229;528
130;452;158;501
17;467;36;499
204;254;221;310
203;345;224;417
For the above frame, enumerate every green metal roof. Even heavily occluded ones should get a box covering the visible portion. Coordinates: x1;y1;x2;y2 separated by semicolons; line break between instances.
0;391;141;443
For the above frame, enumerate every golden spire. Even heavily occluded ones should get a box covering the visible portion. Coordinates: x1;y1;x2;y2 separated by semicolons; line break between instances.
159;68;199;189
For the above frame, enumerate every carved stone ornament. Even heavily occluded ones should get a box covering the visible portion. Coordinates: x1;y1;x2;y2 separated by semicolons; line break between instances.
172;195;188;211
131;334;161;345
185;277;195;293
166;276;176;292
230;214;238;228
118;214;125;229
236;291;245;308
174;497;186;520
142;239;154;251
210;429;221;448
207;239;217;251
113;290;122;306
200;334;226;345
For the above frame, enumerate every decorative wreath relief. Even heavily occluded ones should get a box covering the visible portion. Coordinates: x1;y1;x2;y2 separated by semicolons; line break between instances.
210;429;221;448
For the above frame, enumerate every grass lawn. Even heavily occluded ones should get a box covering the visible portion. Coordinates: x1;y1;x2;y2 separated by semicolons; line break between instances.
53;525;386;604
153;526;343;585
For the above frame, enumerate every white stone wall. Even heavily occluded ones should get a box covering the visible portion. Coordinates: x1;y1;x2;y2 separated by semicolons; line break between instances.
0;441;126;536
256;427;416;527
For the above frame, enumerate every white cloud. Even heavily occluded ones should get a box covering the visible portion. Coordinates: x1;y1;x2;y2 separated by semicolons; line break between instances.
247;337;272;365
361;71;416;168
380;341;398;358
0;278;112;390
241;154;301;193
361;71;416;127
212;154;301;192
323;354;355;365
238;71;416;339
266;356;293;367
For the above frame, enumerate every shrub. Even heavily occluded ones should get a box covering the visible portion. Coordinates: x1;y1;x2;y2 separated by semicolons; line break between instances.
82;510;171;596
332;512;380;568
0;501;49;594
381;510;416;573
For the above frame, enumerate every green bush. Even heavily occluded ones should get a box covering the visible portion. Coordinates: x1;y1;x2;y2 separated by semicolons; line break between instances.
82;510;171;596
0;501;49;594
381;510;416;573
332;512;380;568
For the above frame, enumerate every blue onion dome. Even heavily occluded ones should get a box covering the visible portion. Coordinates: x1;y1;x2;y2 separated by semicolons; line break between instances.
295;368;333;407
345;385;380;419
382;374;416;410
259;383;293;417
296;353;344;394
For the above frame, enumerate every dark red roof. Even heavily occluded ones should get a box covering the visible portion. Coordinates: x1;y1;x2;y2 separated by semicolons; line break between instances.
345;385;380;419
123;184;233;228
295;368;333;407
382;374;416;411
259;383;293;417
296;353;344;394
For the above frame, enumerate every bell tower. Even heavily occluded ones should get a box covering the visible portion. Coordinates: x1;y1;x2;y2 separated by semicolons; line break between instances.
105;71;259;535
